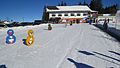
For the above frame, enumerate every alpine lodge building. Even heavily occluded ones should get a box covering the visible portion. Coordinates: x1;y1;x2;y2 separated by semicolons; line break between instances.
42;5;97;23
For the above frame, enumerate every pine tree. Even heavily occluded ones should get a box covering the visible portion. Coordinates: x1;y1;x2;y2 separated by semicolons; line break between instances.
59;1;67;6
83;1;88;6
78;2;82;5
42;5;49;22
90;0;94;9
58;3;61;6
64;2;67;6
61;1;64;6
104;4;118;14
90;0;103;13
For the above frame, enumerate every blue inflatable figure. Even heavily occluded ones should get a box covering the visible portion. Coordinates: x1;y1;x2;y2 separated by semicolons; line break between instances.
6;29;16;44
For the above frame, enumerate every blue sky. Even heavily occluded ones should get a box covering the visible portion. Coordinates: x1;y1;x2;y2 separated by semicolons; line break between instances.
0;0;119;22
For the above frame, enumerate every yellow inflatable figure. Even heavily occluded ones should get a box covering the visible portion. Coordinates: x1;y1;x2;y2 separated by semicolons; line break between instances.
26;30;34;46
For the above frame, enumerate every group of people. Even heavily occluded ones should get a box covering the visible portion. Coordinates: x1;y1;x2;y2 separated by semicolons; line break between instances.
95;18;109;30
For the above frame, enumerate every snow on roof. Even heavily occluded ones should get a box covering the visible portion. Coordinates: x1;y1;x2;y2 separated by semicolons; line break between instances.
91;10;98;12
46;5;93;12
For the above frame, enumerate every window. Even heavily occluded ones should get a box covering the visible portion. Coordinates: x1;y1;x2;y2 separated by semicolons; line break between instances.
83;13;88;16
77;14;81;16
64;14;68;16
52;14;56;16
58;14;62;16
71;13;74;16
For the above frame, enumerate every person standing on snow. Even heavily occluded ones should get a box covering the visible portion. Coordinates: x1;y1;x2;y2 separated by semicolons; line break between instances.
89;18;92;25
103;18;108;31
107;18;109;23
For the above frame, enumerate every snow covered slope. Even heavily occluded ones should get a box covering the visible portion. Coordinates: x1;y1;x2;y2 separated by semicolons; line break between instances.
0;24;120;68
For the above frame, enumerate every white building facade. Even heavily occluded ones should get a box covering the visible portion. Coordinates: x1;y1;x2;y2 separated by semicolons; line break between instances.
43;5;97;23
49;11;88;19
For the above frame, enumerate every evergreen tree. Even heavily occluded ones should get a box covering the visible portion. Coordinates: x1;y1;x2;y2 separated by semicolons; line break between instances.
90;0;103;13
83;1;88;6
64;2;67;6
42;5;49;22
59;1;67;6
78;2;82;5
104;4;118;14
89;0;94;9
58;3;61;6
61;1;64;6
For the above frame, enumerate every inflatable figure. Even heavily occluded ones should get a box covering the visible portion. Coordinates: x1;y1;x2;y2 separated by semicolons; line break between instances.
26;30;34;46
6;29;16;44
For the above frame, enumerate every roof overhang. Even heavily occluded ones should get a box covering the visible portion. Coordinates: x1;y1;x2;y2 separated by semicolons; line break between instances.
46;6;93;12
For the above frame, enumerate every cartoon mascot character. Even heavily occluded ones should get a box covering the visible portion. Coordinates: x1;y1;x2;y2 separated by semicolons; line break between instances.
6;29;16;44
26;30;34;46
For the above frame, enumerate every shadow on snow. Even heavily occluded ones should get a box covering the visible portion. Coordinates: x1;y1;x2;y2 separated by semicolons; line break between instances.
109;51;120;56
0;65;7;68
78;50;120;66
93;51;120;62
67;58;94;68
22;39;27;45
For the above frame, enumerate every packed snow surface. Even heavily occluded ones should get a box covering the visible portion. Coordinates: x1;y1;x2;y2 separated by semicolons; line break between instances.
0;23;120;68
